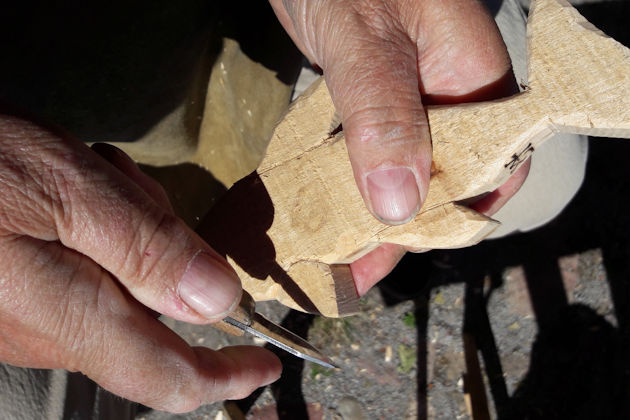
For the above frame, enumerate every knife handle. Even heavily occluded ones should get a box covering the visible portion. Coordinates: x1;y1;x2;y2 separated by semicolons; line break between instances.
212;291;255;337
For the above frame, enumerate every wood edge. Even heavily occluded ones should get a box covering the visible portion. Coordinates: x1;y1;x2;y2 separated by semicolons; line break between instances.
330;264;361;317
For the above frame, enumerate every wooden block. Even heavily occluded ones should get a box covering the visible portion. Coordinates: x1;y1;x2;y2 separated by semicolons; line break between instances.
199;0;630;317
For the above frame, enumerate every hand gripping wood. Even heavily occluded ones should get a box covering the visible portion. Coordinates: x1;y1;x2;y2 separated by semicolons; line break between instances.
198;0;630;317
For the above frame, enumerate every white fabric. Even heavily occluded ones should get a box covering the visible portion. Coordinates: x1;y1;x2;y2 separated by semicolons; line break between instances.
486;0;588;238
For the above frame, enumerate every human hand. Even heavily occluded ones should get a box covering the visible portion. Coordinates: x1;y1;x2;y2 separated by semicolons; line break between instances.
0;113;281;412
270;0;530;294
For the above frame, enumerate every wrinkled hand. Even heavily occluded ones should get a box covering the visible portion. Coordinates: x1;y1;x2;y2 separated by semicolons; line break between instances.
271;0;530;294
0;114;281;412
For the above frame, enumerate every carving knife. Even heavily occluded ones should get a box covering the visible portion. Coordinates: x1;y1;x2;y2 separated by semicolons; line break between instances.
214;291;337;369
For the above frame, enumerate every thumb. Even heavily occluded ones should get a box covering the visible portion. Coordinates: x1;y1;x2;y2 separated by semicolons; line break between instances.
9;115;241;324
64;149;242;323
314;9;431;225
92;145;240;323
271;1;431;224
326;38;431;224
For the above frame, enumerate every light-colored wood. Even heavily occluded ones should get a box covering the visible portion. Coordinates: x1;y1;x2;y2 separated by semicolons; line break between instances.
200;0;630;317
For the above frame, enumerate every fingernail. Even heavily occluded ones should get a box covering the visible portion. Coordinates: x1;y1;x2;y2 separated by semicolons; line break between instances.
367;167;421;224
178;251;242;320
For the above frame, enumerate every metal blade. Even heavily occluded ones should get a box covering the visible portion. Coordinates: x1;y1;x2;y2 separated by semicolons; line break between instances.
223;313;338;369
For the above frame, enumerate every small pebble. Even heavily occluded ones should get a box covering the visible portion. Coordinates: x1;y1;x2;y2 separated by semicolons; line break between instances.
433;292;445;305
337;396;367;420
384;345;393;362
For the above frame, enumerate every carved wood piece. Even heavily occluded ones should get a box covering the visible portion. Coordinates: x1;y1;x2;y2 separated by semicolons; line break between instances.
199;0;630;317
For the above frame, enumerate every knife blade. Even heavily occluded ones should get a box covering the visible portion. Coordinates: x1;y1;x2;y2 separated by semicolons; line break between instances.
223;312;337;369
215;291;337;369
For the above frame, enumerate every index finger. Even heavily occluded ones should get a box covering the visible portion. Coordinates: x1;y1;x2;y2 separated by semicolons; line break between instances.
1;235;281;412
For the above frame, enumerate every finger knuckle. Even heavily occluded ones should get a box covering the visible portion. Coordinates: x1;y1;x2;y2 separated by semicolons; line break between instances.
56;270;105;371
345;111;427;150
121;211;188;288
164;365;215;413
353;0;405;37
0;142;62;239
